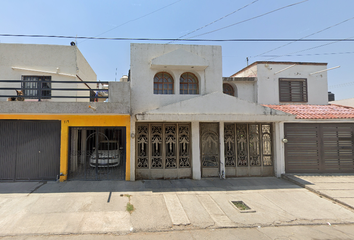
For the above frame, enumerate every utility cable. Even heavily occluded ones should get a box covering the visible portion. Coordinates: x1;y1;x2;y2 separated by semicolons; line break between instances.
254;16;354;57
168;0;259;43
3;34;354;42
260;51;354;57
267;35;354;60
187;0;308;39
79;0;182;44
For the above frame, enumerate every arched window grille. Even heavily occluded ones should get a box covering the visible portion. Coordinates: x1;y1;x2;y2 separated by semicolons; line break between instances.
223;83;234;96
180;72;199;94
154;72;174;94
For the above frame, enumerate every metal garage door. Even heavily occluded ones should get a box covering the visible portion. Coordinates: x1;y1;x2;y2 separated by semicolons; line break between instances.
285;123;354;173
0;120;61;181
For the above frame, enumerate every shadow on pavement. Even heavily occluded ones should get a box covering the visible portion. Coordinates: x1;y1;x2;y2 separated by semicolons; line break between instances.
0;177;302;194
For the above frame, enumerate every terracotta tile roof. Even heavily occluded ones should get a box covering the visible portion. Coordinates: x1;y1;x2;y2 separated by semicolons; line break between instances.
264;104;354;119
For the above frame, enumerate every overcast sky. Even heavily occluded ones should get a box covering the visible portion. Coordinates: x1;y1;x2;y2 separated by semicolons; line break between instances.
1;0;353;100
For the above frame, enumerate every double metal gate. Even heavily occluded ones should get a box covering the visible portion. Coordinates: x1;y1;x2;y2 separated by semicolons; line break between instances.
0;120;61;181
68;127;126;180
285;123;354;173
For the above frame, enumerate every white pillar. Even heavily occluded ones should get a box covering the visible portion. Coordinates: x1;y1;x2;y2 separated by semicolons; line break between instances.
274;122;285;177
130;117;136;181
191;121;201;180
219;122;225;179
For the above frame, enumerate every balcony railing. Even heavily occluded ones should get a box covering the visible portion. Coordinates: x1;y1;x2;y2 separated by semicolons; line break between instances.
0;80;109;101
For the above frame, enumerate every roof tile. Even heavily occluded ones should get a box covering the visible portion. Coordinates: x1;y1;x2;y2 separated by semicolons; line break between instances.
264;104;354;119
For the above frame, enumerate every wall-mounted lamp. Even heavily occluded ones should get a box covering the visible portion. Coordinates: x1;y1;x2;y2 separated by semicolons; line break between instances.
282;138;288;143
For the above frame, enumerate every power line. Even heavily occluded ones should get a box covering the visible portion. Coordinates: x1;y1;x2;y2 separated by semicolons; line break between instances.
267;35;354;60
169;0;259;43
188;0;308;39
3;34;354;42
79;0;182;44
253;16;354;57
329;81;354;89
260;51;354;57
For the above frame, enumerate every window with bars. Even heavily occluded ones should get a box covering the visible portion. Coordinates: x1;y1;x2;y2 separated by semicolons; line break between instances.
22;76;51;99
279;78;307;102
154;72;174;94
180;72;199;94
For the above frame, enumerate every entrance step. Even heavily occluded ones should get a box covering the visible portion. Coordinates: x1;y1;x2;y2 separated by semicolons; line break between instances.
163;194;190;226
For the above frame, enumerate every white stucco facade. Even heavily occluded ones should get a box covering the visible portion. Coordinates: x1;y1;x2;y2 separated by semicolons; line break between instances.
129;43;295;181
0;43;97;102
230;62;329;105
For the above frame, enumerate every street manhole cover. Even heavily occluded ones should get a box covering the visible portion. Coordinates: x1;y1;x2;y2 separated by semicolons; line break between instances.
230;201;256;213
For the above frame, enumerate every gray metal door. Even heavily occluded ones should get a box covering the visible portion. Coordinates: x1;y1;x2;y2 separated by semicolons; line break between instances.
200;123;219;177
0;120;61;181
285;123;354;173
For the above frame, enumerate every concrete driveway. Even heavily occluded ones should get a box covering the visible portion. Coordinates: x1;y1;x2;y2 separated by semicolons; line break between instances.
0;177;354;237
283;173;354;211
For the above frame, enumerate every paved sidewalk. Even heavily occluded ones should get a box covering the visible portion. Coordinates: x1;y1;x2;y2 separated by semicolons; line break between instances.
0;177;354;237
283;174;354;211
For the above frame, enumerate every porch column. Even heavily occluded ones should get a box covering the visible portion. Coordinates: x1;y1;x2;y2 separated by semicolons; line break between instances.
274;122;285;177
130;118;136;181
219;122;225;179
191;121;201;180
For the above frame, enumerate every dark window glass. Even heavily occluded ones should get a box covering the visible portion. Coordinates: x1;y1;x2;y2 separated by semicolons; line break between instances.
180;73;199;94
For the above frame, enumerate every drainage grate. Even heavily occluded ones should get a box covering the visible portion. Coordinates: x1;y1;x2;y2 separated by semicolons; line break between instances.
230;201;256;213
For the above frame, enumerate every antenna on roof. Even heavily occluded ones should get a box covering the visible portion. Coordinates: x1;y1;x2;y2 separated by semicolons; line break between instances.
246;57;249;66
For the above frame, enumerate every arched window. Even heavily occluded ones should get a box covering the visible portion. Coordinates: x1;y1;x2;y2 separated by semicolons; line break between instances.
180;72;199;94
223;83;234;96
154;72;174;94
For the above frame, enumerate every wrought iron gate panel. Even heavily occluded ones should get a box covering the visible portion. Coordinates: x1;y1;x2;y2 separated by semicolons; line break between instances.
262;125;273;166
225;123;273;177
165;125;177;169
0;120;60;181
200;123;219;178
68;127;126;180
249;124;260;166
179;125;191;168
137;125;149;169
236;124;248;166
224;124;236;167
151;125;163;169
135;123;191;180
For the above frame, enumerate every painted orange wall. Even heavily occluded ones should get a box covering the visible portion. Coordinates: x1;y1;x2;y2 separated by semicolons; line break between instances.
0;114;130;181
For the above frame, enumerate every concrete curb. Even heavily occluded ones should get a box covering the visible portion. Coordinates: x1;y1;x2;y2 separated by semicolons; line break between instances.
281;174;354;212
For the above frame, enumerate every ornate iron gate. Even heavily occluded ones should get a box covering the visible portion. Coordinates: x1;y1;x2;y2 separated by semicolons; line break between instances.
135;123;191;180
68;127;126;180
200;123;220;178
224;123;273;177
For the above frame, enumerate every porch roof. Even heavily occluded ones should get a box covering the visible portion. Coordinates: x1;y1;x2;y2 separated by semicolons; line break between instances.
135;92;295;122
264;104;354;119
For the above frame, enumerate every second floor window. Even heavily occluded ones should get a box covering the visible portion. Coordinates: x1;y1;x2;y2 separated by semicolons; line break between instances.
180;72;199;94
22;76;51;99
154;72;174;94
279;78;307;102
223;83;234;96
